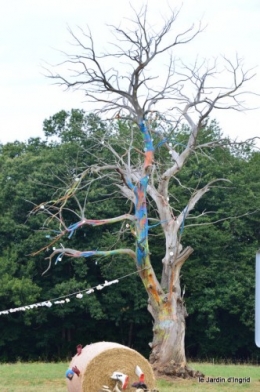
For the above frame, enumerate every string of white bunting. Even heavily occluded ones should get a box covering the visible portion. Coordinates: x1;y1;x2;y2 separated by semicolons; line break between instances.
0;268;146;316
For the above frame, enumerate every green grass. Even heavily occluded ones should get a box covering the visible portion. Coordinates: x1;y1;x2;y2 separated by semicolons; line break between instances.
0;362;259;391
157;363;260;392
0;362;66;392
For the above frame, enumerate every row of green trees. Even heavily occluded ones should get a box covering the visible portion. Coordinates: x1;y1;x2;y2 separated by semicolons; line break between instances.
0;109;259;362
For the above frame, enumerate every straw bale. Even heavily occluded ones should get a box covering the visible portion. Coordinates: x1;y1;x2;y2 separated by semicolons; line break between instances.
66;341;155;392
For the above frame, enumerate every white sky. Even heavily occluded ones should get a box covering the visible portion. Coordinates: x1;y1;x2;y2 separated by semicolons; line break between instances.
0;0;259;145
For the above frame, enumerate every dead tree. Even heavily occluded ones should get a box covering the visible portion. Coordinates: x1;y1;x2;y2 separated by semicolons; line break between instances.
37;6;255;376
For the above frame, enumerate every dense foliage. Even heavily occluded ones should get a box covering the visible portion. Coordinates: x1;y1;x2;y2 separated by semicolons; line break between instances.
0;110;259;362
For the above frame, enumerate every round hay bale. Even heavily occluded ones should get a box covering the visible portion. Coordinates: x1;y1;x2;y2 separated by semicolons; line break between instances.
66;341;155;392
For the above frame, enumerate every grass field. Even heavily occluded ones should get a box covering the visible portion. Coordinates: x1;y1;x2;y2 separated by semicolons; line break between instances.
0;362;259;392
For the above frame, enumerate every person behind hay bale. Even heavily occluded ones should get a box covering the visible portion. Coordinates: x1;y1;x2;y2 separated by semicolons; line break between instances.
65;344;84;388
76;344;83;356
66;341;155;392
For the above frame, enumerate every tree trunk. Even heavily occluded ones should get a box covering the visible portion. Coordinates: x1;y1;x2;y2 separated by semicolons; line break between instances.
149;296;186;365
148;290;204;379
145;213;197;378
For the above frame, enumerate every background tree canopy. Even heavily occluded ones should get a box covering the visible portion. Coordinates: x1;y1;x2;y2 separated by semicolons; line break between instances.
0;109;259;362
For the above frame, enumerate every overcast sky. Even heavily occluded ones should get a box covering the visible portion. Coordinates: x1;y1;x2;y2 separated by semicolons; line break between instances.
0;0;259;145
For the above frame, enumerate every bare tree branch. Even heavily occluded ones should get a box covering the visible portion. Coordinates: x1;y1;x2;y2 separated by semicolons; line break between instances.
42;247;137;275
